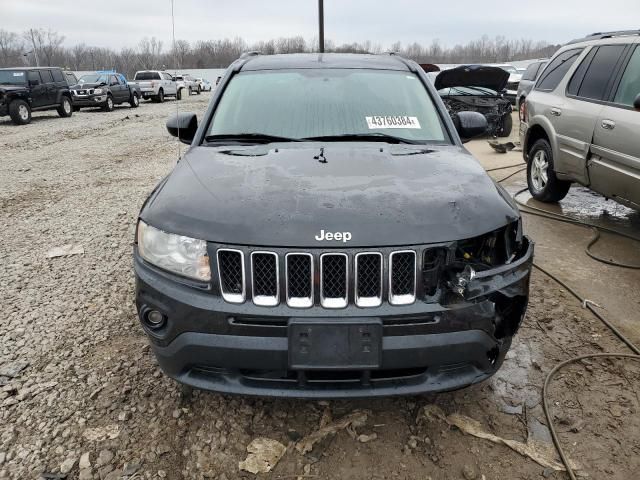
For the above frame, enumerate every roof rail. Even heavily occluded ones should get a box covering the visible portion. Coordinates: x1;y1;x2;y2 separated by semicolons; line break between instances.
240;51;262;59
567;29;640;44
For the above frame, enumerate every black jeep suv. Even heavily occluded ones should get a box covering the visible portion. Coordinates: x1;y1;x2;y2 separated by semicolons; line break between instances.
134;53;533;398
0;67;73;125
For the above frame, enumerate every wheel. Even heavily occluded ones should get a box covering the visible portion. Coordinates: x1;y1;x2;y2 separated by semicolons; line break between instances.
197;85;201;94
498;113;512;137
527;139;571;203
129;93;139;108
176;88;182;101
9;100;31;125
157;89;164;103
188;87;192;96
103;95;114;112
57;96;73;117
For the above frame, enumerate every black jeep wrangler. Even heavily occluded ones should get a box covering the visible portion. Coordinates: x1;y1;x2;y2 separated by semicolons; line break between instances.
0;67;73;125
135;53;533;398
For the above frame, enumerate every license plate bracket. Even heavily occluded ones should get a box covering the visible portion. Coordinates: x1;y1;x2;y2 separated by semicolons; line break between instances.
288;318;382;370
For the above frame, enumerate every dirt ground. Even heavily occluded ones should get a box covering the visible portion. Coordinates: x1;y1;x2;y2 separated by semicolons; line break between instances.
1;98;640;480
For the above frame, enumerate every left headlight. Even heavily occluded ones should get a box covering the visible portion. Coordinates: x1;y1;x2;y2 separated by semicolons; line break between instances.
137;220;211;281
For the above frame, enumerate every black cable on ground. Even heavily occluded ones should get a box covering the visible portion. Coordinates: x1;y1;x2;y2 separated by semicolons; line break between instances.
491;168;640;479
486;162;526;173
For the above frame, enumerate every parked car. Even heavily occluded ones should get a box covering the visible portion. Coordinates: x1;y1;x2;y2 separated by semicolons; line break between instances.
516;60;548;116
132;70;179;102
491;64;522;105
71;72;141;111
0;67;73;125
63;71;78;86
174;74;199;95
134;52;533;398
198;78;212;91
435;65;513;137
521;30;640;209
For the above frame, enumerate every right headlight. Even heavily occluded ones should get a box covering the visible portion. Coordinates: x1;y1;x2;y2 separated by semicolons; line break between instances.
93;88;104;95
137;220;211;281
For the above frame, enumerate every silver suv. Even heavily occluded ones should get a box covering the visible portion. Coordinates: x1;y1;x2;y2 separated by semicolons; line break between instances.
521;30;640;209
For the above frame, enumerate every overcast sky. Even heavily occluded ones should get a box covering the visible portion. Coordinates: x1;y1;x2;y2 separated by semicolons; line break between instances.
3;0;639;50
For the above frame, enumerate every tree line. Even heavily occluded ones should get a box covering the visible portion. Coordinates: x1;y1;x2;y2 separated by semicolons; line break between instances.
0;28;560;79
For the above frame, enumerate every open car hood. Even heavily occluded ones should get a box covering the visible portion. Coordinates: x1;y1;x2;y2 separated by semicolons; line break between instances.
435;65;510;92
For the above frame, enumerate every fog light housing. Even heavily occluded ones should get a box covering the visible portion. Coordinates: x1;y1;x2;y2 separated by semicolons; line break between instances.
144;309;167;329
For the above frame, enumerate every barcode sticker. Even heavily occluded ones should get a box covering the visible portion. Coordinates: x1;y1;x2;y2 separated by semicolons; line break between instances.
366;116;421;129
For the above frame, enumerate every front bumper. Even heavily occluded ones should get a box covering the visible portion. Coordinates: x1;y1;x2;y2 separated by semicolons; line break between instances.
72;95;106;107
135;238;533;398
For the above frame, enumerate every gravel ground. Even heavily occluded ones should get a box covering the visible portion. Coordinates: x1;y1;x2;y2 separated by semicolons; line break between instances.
1;98;639;480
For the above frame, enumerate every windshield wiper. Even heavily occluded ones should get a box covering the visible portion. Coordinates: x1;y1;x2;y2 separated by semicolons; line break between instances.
303;133;422;144
205;133;302;144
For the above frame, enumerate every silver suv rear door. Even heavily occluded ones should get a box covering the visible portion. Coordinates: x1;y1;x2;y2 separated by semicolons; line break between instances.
590;43;640;208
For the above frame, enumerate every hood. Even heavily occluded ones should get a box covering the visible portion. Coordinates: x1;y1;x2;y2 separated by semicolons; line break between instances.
435;65;510;92
0;85;28;93
141;144;519;247
71;82;104;90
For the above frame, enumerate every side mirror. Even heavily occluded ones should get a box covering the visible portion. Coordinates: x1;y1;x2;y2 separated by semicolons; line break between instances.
171;77;177;81
166;112;197;144
634;94;640;111
29;79;40;86
454;111;488;142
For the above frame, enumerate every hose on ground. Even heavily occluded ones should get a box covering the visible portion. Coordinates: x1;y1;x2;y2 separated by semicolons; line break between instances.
491;168;640;479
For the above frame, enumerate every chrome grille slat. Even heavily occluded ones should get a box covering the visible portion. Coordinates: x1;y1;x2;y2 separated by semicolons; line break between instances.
389;250;416;305
320;253;348;309
251;252;279;306
217;249;245;303
355;253;383;307
286;253;313;308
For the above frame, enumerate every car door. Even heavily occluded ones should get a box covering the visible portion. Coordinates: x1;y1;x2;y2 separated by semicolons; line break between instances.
109;75;125;103
39;69;56;106
164;72;177;94
590;44;640;207
27;70;47;108
531;48;590;183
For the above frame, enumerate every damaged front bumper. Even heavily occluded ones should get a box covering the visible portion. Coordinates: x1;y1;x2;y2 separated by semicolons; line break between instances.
135;237;533;398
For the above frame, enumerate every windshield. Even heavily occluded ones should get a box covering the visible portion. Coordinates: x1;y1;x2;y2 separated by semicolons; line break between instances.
134;71;161;80
79;74;108;84
0;70;27;85
207;69;448;143
439;86;498;96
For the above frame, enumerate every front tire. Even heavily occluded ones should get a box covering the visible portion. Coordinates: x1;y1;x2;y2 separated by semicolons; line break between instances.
129;93;139;108
498;113;512;137
527;139;571;203
103;95;114;112
57;96;73;117
9;100;31;125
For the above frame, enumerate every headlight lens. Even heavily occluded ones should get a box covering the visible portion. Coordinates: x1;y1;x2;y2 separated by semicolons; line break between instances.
137;221;211;281
93;88;103;94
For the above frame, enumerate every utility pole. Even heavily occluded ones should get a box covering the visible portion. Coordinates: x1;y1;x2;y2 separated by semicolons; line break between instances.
318;0;324;53
28;29;40;66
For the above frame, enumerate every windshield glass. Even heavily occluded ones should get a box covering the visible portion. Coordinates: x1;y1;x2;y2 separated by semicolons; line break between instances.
207;69;448;143
79;74;108;84
0;70;27;85
134;71;161;80
439;86;497;96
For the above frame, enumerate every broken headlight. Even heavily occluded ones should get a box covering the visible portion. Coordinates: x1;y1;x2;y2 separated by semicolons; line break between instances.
136;220;211;281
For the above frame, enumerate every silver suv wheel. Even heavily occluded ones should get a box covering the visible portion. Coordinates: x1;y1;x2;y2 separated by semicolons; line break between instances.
530;150;548;193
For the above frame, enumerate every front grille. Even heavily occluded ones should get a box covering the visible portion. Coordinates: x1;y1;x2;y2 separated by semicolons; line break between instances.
389;251;416;305
251;252;279;306
355;253;382;307
217;249;245;303
214;247;427;309
320;254;348;309
286;253;313;308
